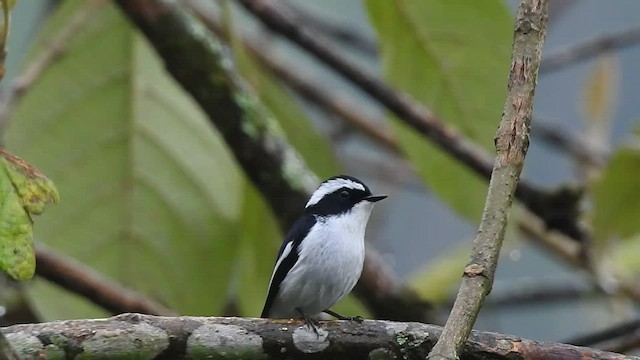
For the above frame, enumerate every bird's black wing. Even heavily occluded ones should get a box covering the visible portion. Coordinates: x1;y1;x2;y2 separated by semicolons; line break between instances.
261;214;317;318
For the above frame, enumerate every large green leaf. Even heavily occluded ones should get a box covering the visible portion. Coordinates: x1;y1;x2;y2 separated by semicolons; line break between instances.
6;1;244;319
366;1;512;221
592;141;640;243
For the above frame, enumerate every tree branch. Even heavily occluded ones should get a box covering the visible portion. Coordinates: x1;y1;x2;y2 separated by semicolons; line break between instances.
1;314;636;360
565;317;640;348
541;26;640;73
428;1;549;359
286;2;377;56
35;244;177;316
113;0;438;323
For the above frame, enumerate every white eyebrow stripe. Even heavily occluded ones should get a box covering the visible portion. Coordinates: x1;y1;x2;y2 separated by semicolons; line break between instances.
305;178;365;208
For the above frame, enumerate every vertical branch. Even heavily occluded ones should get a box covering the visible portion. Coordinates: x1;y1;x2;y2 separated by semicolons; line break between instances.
427;1;549;359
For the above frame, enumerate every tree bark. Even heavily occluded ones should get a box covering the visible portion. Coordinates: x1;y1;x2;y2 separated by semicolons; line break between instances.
1;314;636;360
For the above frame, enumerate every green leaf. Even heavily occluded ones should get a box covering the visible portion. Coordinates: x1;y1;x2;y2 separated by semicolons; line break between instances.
6;1;244;319
0;150;58;280
366;1;512;221
592;142;640;243
0;165;33;281
236;184;281;317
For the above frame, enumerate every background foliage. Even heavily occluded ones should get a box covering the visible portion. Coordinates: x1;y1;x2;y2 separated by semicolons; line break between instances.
1;0;640;351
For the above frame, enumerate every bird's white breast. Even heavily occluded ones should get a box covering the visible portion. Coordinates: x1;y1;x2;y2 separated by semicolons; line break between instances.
269;202;373;318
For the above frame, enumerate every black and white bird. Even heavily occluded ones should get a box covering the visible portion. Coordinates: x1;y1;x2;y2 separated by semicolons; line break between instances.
261;175;386;329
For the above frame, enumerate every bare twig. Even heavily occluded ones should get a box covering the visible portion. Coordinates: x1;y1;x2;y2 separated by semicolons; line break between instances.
237;0;586;245
0;0;107;136
2;314;638;360
541;26;640;73
565;317;640;348
468;280;597;309
286;2;378;56
35;244;177;316
114;0;439;323
532;117;607;167
428;1;549;359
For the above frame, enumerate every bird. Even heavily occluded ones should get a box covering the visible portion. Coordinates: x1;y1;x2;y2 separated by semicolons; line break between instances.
261;175;386;332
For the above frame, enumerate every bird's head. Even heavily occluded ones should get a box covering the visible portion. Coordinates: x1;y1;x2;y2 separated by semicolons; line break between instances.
304;175;386;219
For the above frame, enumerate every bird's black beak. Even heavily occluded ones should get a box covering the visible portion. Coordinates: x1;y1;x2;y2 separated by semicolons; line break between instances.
364;195;387;203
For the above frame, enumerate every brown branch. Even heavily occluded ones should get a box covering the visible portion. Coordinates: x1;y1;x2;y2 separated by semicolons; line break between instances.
287;2;377;56
113;0;439;323
464;280;597;309
541;26;640;73
428;1;549;359
565;317;640;348
35;244;177;316
0;0;107;137
237;0;586;245
532;117;607;167
2;313;637;360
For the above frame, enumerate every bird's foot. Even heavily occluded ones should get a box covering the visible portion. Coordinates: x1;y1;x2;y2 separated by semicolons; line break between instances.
296;307;321;337
323;309;363;323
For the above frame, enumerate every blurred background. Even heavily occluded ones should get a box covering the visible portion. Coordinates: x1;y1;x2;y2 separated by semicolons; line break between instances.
2;0;640;355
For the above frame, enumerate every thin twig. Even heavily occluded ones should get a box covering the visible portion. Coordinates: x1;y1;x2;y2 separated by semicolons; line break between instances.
0;0;107;136
565;317;640;348
564;317;640;354
428;1;549;359
468;280;597;309
532;117;607;167
541;26;640;73
237;0;586;245
35;244;177;316
286;2;378;56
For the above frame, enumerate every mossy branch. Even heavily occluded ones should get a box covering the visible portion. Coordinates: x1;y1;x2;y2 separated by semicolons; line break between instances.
2;314;636;360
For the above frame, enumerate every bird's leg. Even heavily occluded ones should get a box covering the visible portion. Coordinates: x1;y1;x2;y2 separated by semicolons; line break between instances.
323;309;363;323
296;307;320;336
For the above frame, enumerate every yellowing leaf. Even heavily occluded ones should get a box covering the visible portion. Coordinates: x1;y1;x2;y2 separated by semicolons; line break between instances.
592;143;640;243
0;165;34;280
581;55;619;127
0;149;59;215
0;150;58;280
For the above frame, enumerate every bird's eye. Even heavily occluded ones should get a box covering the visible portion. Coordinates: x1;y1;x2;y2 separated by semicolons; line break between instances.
339;190;350;199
